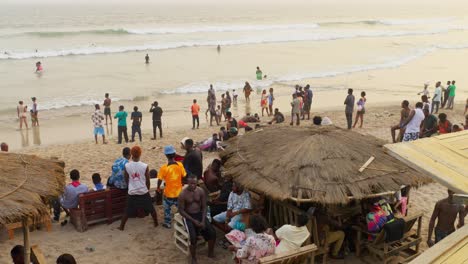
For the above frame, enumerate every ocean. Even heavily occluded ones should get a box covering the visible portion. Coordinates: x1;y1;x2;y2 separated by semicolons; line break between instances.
1;1;468;148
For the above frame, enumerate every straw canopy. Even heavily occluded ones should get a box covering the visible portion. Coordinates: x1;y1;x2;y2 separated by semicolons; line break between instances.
220;126;430;204
0;153;65;226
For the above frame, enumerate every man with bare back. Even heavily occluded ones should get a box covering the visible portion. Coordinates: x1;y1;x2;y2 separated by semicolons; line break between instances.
178;175;216;264
427;189;465;247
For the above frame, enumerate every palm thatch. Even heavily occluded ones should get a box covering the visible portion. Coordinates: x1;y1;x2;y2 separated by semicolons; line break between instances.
220;126;431;204
0;153;65;226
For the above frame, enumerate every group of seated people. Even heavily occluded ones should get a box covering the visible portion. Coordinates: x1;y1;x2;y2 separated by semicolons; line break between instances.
10;245;76;264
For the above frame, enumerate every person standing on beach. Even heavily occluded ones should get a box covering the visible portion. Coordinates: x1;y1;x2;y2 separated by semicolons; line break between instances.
114;105;128;144
446;80;456;110
353;91;366;128
268;88;275;117
103;93;112;125
191;99;201;129
131;106;142;142
225;91;232;113
150;101;163;140
92;104;107;144
157;145;187;228
427;190;464;247
391;100;411;143
290;93;300;126
178;175;216;263
432;81;442;114
261;89;269;117
441;81;451;108
221;94;227;120
400;102;425;142
344;89;355;129
256;66;263;80
302;85;313;120
183;138;203;180
145;54;150;64
418;82;431;98
17;101;28;130
119;146;158;230
243;82;253;102
30;97;39;127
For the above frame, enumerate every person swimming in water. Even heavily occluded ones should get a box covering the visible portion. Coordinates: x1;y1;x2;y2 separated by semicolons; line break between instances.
145;54;150;64
35;61;43;73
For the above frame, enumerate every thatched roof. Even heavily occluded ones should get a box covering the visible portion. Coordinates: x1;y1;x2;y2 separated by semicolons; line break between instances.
0;153;65;225
220;126;431;204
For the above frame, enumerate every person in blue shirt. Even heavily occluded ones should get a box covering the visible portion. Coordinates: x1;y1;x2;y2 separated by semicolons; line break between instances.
107;147;131;190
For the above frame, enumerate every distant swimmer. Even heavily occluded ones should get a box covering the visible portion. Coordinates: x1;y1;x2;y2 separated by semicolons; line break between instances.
217;45;221;53
35;61;43;73
145;54;150;64
256;66;263;80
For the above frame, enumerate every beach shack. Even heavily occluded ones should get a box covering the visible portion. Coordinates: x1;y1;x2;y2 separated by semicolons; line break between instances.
220;126;431;263
0;153;65;264
384;131;468;264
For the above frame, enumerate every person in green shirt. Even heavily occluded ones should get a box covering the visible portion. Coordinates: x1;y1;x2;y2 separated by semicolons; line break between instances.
114;105;128;144
420;108;438;138
256;66;262;80
446;80;456;109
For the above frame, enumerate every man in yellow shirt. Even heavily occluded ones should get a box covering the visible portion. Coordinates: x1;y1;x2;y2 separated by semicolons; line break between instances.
157;145;187;228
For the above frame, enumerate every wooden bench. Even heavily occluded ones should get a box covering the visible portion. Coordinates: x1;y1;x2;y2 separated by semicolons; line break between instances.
70;188;127;232
353;212;424;264
259;244;318;264
5;215;51;240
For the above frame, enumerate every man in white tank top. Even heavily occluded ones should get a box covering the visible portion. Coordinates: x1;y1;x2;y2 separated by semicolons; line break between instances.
118;146;158;231
400;102;425;142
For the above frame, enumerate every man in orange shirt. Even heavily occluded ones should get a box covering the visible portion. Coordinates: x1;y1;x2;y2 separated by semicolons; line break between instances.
157;145;187;228
191;99;201;129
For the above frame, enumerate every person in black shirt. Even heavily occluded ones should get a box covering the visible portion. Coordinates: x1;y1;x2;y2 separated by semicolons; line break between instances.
131;106;142;142
149;101;163;140
183;138;203;180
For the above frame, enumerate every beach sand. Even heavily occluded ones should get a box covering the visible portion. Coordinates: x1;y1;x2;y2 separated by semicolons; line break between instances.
1;103;466;264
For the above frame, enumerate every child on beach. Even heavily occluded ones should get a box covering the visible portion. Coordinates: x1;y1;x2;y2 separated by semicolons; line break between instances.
268;88;275;117
353;91;367;128
261;89;269;116
233;89;238;104
216;105;222;125
92;173;106;191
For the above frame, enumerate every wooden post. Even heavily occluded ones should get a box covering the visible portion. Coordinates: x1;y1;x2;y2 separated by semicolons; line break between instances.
22;217;31;264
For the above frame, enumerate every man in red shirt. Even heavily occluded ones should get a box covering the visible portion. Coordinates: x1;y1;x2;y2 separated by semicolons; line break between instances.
191;99;201;129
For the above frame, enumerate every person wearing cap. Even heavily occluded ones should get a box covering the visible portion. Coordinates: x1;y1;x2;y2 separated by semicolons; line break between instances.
157;145;187;228
31;97;39;127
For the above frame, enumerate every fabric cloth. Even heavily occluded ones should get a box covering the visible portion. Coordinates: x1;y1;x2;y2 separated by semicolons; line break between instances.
93;183;106;191
275;225;310;254
117;126;129;144
183;212;216;245
366;204;388;239
291;98;300;114
192;115;199;128
184;149;203;179
402;132;419;142
421;114;438;137
236;233;276;264
126;193;155;217
435;228;454;243
327;231;345;256
439;120;451;134
125;161;148;195
158;162;187;198
191;103;200;116
256;70;263;80
131;111;142;126
345;112;353;129
261;94;268;108
383;218;405;242
212;211;242;228
433;87;442;102
108;157;129;189
405;108;425;133
449;85;456;97
268;93;274;106
94;127;104;135
228;191;252;212
92;110;105;128
163;196;178;225
131;125;142;141
150;106;163;121
60;183;88;209
104;107;111;115
114;111;128;126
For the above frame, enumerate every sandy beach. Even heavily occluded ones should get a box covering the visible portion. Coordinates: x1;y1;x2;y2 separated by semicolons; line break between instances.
1;102;466;264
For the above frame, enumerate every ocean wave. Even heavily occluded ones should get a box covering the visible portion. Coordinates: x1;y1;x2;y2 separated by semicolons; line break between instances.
0;28;453;60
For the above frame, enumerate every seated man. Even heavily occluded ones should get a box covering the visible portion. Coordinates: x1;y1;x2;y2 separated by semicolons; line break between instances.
420;108;438;138
311;207;345;259
53;169;88;223
268;108;285;124
208;175;233;218
213;182;251;230
268;213;310;254
107;147;130;190
241;113;260;123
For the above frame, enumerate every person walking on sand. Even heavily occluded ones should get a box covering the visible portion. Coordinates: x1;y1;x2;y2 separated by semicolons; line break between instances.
103;93;112;125
391;100;411;143
150;101;163;140
268;88;275;117
432;81;442;114
261;89;269;117
30;97;39;127
243;81;253;102
114;105;129;144
427;189;464;247
92;104;107;144
344;89;355;129
118;146;159;230
256;66;263;80
446;80;456;110
17;101;28;130
441;80;451;108
145;54;150;64
302;85;313;120
191;99;201;129
290;93;300;126
353;91;366;128
400;102;425;142
130;106;142;142
179;175;216;263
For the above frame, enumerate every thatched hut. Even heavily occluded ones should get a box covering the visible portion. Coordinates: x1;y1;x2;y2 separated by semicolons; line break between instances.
0;153;65;263
220;125;430;204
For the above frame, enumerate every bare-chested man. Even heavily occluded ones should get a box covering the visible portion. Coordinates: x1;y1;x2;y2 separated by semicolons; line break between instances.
178;175;216;264
103;93;112;125
427;189;465;247
390;100;411;143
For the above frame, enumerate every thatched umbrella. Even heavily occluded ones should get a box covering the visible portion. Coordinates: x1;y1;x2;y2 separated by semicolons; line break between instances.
220;126;430;205
0;153;65;263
